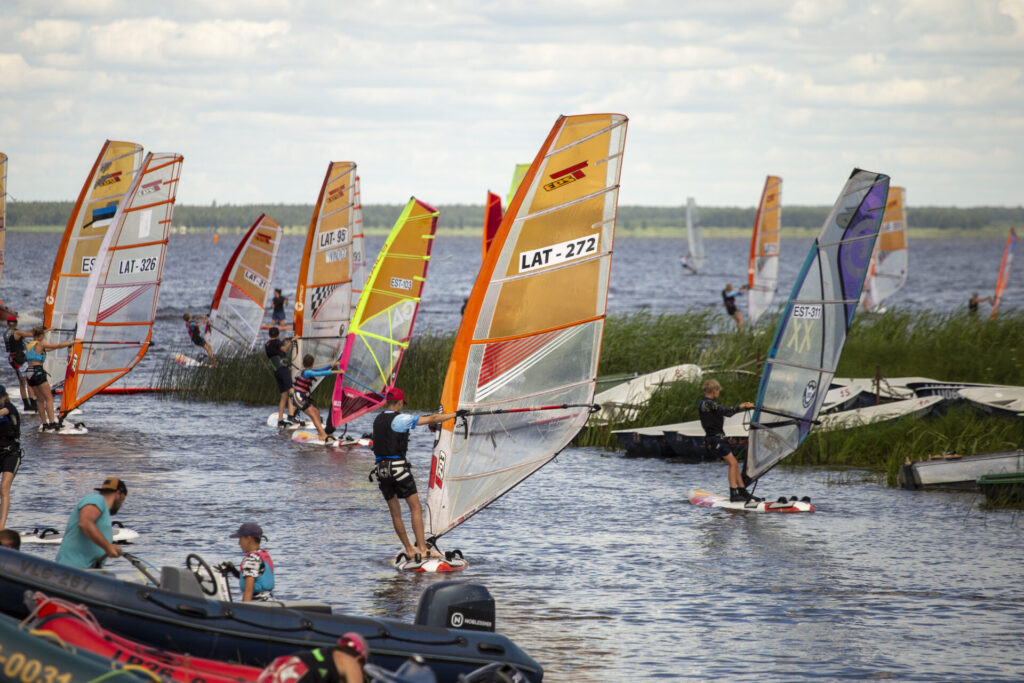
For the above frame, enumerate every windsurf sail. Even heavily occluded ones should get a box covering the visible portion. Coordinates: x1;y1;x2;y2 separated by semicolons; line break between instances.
425;113;628;542
60;152;183;419
206;214;283;353
991;228;1018;320
685;197;705;271
746;169;890;482
294;163;366;388
482;191;502;260
507;163;530;206
0;153;7;288
860;186;908;312
43;141;144;388
329;198;439;427
747;175;783;326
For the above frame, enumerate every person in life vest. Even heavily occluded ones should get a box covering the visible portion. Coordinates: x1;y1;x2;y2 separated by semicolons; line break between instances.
291;354;339;442
228;521;275;602
18;326;80;431
372;389;462;564
258;632;368;683
265;327;296;426
3;317;34;412
722;283;748;331
182;313;217;366
0;385;22;530
698;379;760;503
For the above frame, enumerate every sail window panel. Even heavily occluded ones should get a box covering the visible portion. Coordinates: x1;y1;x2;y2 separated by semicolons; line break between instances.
90;283;158;325
463;322;599;404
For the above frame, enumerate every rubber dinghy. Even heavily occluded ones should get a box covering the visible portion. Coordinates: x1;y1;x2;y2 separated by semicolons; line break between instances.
419;113;628;571
0;547;542;681
692;168;891;512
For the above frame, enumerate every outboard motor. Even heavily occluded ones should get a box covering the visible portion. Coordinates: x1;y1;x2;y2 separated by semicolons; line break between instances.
414;581;495;632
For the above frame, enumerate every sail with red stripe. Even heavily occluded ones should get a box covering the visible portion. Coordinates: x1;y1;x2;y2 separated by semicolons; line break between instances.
747;175;783;326
60;152;183;418
294;163;365;391
482;191;502;259
991;228;1018;320
329;198;438;427
206;214;283;353
425;113;628;542
43;141;144;388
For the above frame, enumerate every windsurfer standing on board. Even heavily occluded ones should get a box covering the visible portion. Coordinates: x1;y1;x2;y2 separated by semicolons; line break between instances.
722;283;747;331
680;253;697;274
183;313;217;366
371;389;461;565
265;327;296;427
18;326;80;431
968;292;991;316
699;379;761;503
270;288;288;326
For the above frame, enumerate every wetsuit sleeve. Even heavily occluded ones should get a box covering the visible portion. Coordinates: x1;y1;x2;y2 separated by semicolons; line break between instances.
306;366;336;378
390;414;419;433
719;404;741;417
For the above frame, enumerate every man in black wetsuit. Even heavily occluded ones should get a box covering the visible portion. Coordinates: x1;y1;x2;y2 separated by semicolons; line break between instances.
699;379;759;502
968;292;991;316
371;388;460;564
265;327;295;426
3;317;33;411
0;385;22;530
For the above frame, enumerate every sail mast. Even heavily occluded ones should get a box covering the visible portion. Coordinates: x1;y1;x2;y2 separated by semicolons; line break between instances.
746;169;890;482
425;113;628;542
747;175;783;327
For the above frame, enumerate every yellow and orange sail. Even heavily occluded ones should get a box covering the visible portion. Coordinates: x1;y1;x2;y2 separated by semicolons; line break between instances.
747;175;783;326
860;186;908;312
425;113;628;542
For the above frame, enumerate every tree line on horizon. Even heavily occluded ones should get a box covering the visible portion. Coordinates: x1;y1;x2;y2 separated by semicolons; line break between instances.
7;200;1023;232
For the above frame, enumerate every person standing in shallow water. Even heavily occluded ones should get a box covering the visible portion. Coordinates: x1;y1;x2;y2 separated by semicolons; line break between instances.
968;292;991;316
722;283;747;331
699;379;760;503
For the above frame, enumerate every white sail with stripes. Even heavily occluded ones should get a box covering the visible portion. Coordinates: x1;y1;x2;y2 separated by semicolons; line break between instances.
425;113;627;541
61;152;183;417
747;169;889;482
206;214;283;353
685;197;705;271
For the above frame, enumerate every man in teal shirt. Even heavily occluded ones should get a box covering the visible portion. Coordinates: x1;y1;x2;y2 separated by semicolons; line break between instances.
55;477;128;569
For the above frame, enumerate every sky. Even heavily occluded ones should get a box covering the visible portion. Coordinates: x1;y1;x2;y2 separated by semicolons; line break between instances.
2;0;1023;208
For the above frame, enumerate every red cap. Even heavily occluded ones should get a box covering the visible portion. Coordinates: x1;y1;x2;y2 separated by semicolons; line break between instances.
387;388;404;402
6;317;16;323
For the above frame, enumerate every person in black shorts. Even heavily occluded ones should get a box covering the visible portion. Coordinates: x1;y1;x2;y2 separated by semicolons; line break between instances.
265;327;295;426
371;388;460;563
0;385;22;530
182;313;217;366
968;292;991;316
699;379;759;502
270;289;288;325
722;283;747;331
3;316;33;411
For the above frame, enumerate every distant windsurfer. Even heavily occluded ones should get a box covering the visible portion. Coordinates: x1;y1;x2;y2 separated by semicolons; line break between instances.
3;316;34;411
265;327;295;427
19;326;80;431
183;313;217;366
968;292;991;316
372;389;460;564
270;288;288;326
699;379;760;503
292;354;338;443
680;254;697;274
722;284;747;331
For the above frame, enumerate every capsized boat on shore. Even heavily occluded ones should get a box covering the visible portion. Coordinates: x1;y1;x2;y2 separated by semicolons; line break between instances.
958;385;1024;417
589;363;702;424
424;113;628;566
0;548;542;681
899;448;1024;490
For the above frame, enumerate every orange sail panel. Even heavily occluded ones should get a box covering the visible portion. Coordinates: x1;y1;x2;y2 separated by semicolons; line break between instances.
482;191;503;259
330;198;439;426
425;114;628;542
294;163;365;388
746;175;783;326
991;228;1018;320
861;186;908;312
43;141;144;388
206;214;283;353
61;152;183;417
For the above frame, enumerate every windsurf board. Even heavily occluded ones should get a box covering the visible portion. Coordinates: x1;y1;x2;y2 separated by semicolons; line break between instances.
22;522;140;545
173;353;204;368
688;488;815;513
38;423;89;435
291;430;371;447
393;551;468;573
266;412;310;430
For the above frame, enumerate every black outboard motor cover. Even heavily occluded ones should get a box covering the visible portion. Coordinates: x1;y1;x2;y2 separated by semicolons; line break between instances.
415;580;495;632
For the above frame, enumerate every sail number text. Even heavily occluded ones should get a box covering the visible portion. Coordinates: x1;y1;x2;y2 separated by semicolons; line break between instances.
791;304;822;319
319;228;349;249
519;236;599;273
117;257;158;275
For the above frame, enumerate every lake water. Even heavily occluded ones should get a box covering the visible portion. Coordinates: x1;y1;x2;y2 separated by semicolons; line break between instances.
3;230;1023;681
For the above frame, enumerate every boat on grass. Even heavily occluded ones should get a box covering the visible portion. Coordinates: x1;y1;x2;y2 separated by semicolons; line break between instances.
0;547;541;681
589;363;701;424
958;385;1024;417
899;448;1024;490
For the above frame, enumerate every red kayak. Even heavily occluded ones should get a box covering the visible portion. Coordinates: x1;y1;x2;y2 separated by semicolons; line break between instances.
27;592;263;682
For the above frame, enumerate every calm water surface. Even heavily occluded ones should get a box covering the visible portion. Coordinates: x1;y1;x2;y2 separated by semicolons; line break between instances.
3;231;1023;681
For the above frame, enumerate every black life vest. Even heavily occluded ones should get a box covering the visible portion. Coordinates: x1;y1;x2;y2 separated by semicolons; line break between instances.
285;648;341;683
265;339;288;370
373;411;409;460
3;329;25;360
0;402;20;450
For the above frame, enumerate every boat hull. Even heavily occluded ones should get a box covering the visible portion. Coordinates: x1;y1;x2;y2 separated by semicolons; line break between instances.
900;449;1024;490
0;548;542;682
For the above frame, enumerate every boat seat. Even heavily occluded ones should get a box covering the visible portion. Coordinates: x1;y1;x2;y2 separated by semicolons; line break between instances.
160;566;207;599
